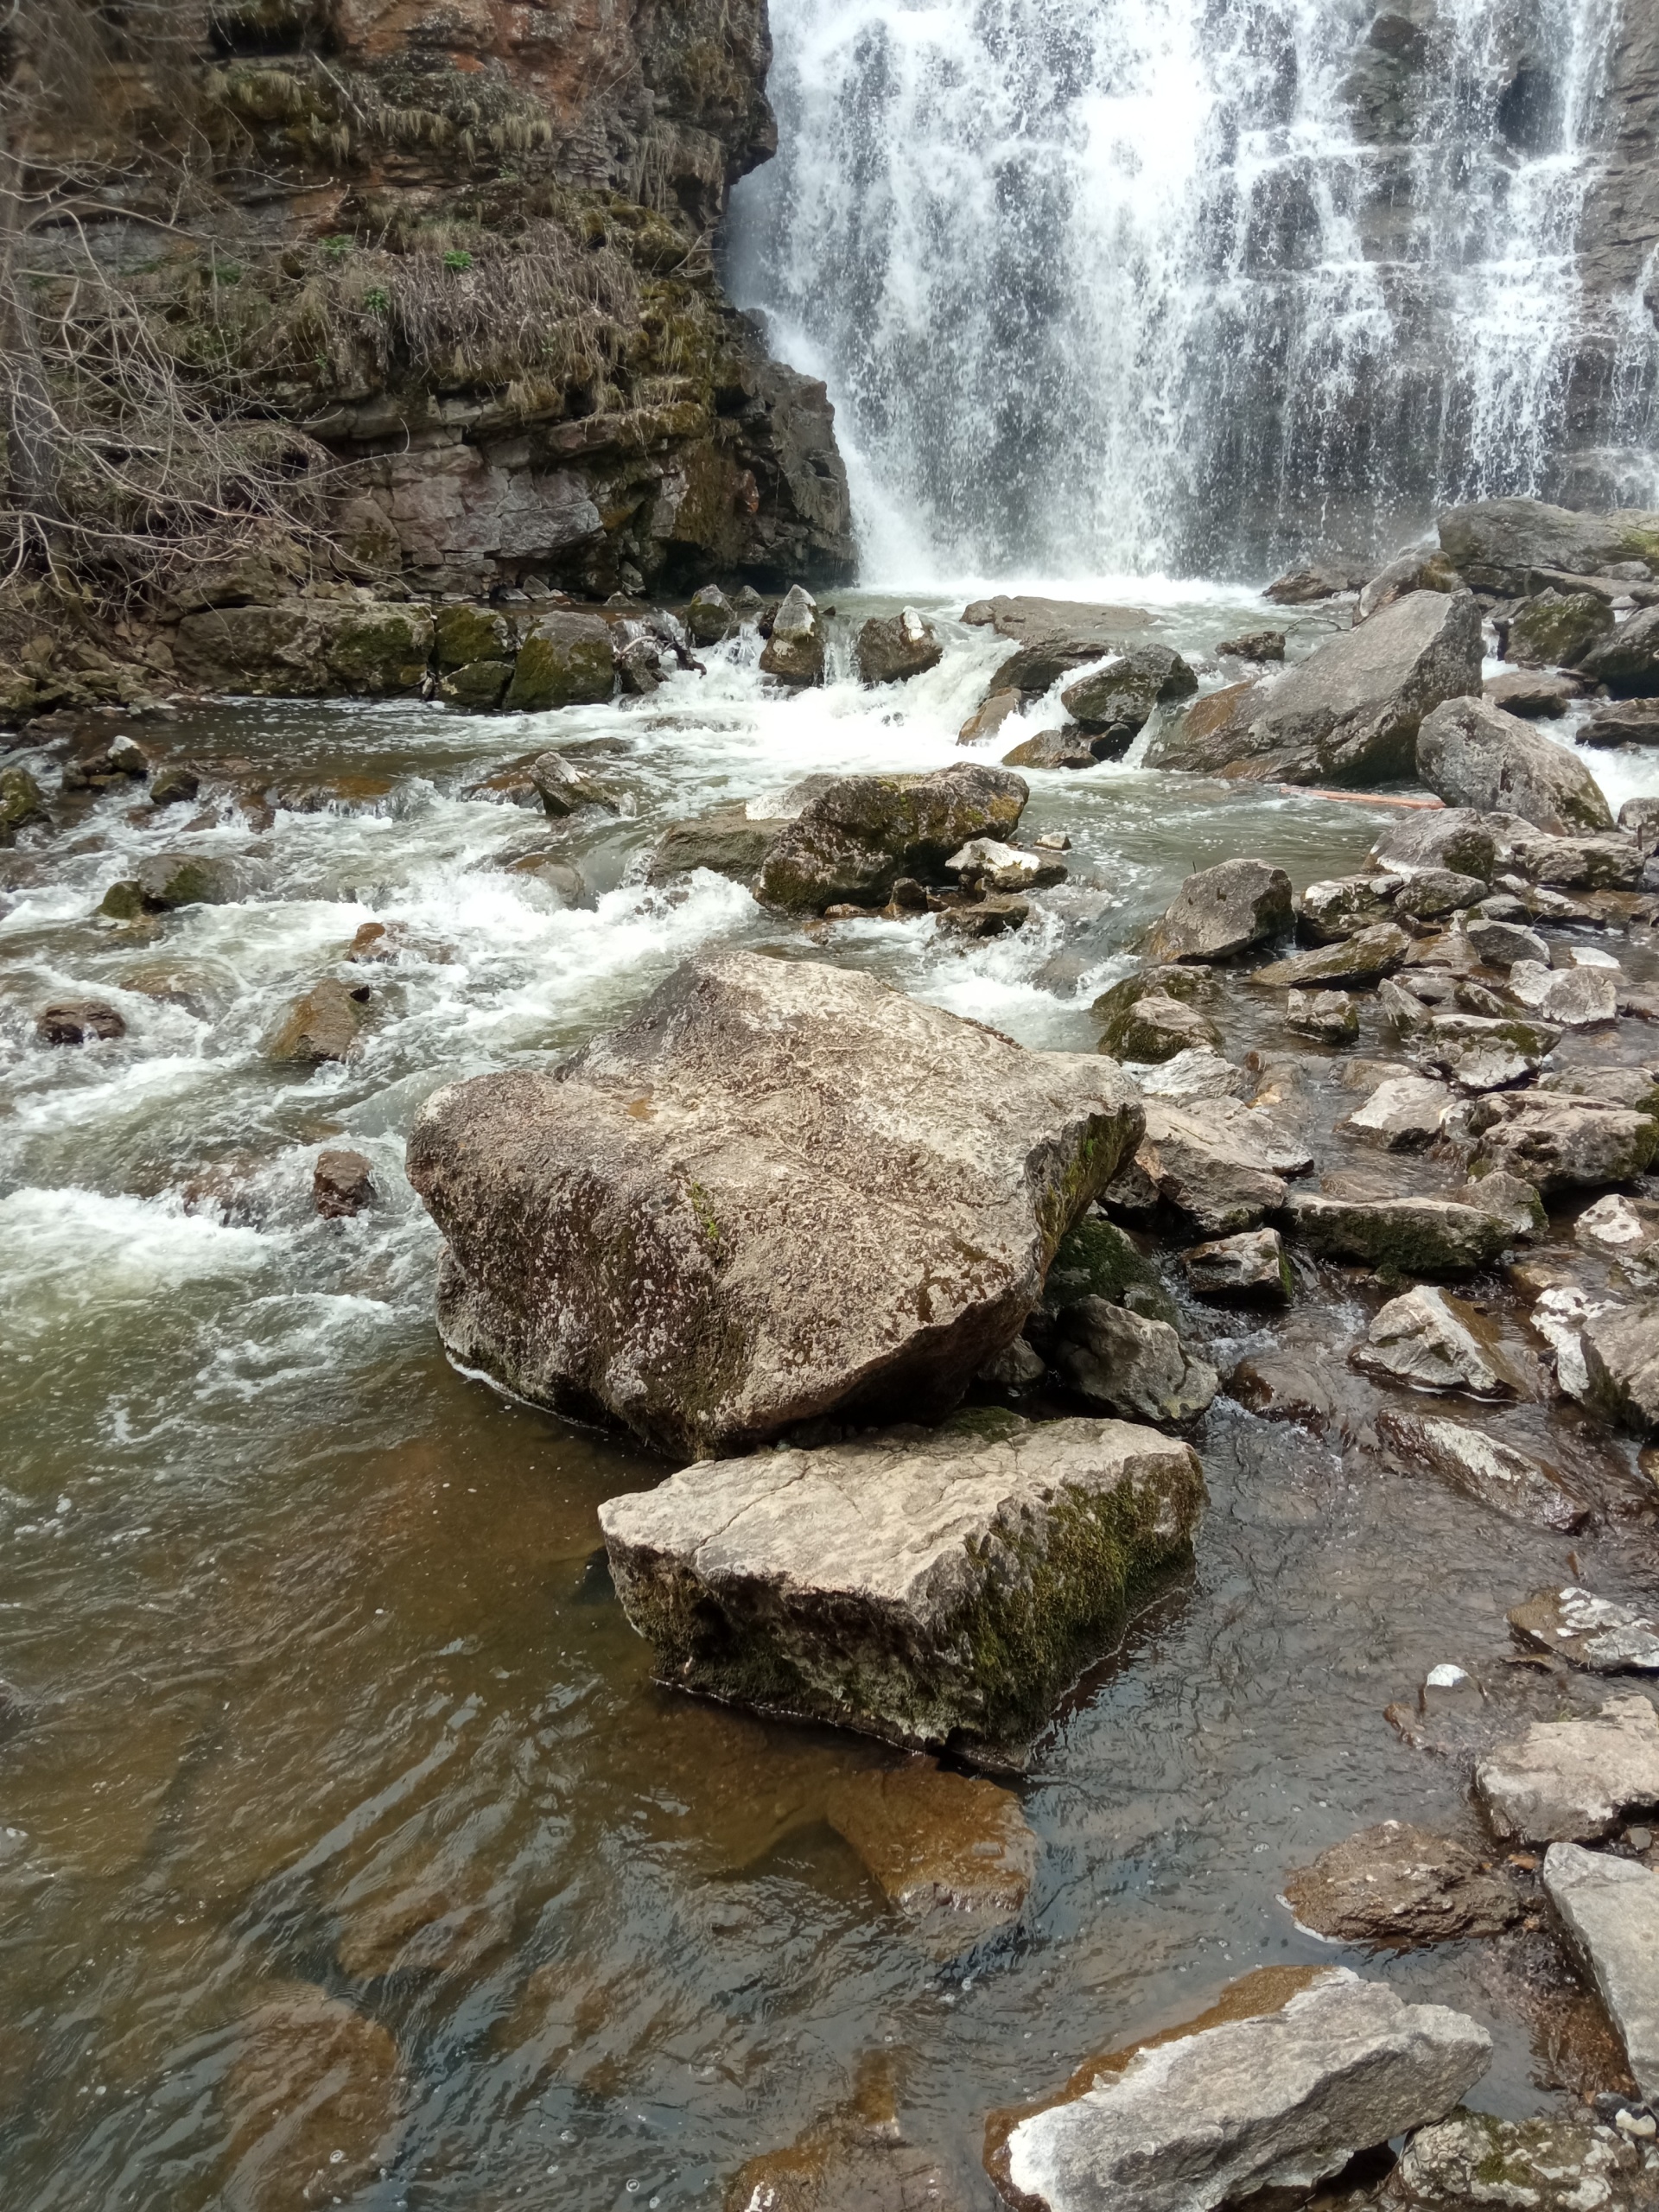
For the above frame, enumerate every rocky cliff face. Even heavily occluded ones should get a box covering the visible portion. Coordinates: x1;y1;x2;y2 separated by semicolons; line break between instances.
31;0;854;599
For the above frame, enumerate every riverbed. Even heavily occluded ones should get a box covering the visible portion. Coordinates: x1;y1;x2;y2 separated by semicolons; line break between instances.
3;589;1657;2209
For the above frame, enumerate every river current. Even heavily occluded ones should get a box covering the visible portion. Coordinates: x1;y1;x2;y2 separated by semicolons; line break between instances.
3;591;1658;2208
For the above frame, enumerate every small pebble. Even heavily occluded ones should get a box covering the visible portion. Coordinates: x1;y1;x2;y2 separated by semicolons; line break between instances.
1629;1827;1654;1852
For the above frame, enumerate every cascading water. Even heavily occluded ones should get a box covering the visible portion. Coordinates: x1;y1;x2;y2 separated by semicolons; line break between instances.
728;0;1659;580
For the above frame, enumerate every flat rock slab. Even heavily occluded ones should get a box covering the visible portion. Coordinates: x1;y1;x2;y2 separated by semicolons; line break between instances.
1470;1096;1658;1193
600;1413;1204;1766
825;1759;1039;1957
1376;1410;1587;1533
1478;1696;1659;1843
1545;1843;1659;2101
1129;1096;1313;1235
407;952;1142;1459
1282;1821;1526;1944
1285;1194;1514;1275
1389;2109;1649;2210
1510;1588;1659;1674
1254;922;1412;990
987;1965;1490;2212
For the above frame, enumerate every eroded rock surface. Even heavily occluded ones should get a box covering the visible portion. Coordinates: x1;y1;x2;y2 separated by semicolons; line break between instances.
1478;1697;1659;1843
1387;2109;1650;2210
1283;1822;1525;1943
1545;1843;1659;2102
825;1760;1039;1957
756;765;1027;913
1416;695;1615;836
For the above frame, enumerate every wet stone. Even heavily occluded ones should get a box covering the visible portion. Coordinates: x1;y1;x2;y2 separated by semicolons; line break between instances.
35;999;124;1046
1054;1297;1219;1423
1298;874;1402;944
724;2054;961;2212
856;607;944;686
1001;724;1101;771
1134;1048;1247;1103
1576;1195;1659;1283
1545;1843;1659;2101
685;583;736;646
1131;1096;1310;1234
1352;1287;1527;1398
1339;1075;1451;1149
1477;1696;1659;1843
1102;989;1220;1063
529;748;611;817
1505;959;1618;1027
1471;1096;1659;1193
938;893;1030;938
219;1981;403;2212
1287;988;1360;1043
136;851;237;909
1510;1589;1659;1675
1376;1410;1589;1533
1484;667;1587;716
1393;868;1490;921
1282;1821;1527;1944
757;765;1028;914
824;1759;1039;1957
1042;1213;1177;1328
1465;916;1551;968
1255;923;1413;991
1371;808;1503;883
1284;1193;1514;1275
148;762;200;807
1181;1228;1293;1303
1145;857;1294;963
1416;694;1615;836
1415;1013;1557;1091
959;686;1024;747
266;978;371;1065
760;585;826;688
1582;1302;1659;1436
313;1148;376;1220
1215;628;1285;661
1387;2109;1649;2210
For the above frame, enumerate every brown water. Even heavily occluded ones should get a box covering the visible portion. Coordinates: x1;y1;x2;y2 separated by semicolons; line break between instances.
3;591;1657;2210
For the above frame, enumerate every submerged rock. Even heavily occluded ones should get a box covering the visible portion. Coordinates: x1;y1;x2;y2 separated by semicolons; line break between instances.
406;951;1141;1459
987;1966;1490;2212
646;804;786;887
856;607;943;686
755;764;1027;913
35;999;125;1046
1145;591;1484;786
1388;2109;1649;2210
1145;858;1294;963
1545;1843;1659;2101
1477;1697;1659;1843
1287;988;1360;1042
220;1981;403;2212
724;2055;959;2212
1054;1298;1219;1423
1510;1589;1659;1675
599;1413;1204;1764
825;1759;1039;1956
266;978;371;1065
1353;1286;1526;1397
1376;1409;1587;1532
1283;1822;1526;1944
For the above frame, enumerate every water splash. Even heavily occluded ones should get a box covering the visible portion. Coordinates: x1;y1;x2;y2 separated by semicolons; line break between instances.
729;0;1657;579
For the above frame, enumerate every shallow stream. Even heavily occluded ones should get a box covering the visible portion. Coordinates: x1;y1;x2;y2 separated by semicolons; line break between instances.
3;590;1659;2209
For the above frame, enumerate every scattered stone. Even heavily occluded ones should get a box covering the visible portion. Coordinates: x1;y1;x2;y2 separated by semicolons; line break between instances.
1103;991;1221;1064
441;658;514;709
1285;1193;1513;1274
135;852;236;910
1054;1298;1218;1423
1478;1697;1659;1843
757;587;826;688
1287;989;1360;1042
1510;830;1644;891
1465;916;1551;968
1583;700;1659;749
501;610;614;711
220;1982;403;2211
1388;2109;1648;2211
528;749;611;817
1253;923;1412;990
1216;629;1286;661
313;1148;376;1220
1470;1095;1658;1192
1416;695;1614;836
1460;1172;1547;1239
266;978;371;1065
1283;1823;1526;1943
945;838;1065;893
1583;601;1659;697
1541;1065;1659;1116
1545;1843;1659;2099
1145;859;1294;963
938;894;1031;938
756;765;1027;914
1359;549;1465;620
1370;807;1508;884
1484;668;1586;717
1298;873;1403;943
1146;591;1484;785
408;952;1141;1459
1181;1229;1293;1304
1505;588;1616;669
824;1759;1039;1956
1415;1013;1557;1091
1133;1096;1312;1235
35;999;125;1046
1134;1049;1247;1103
1352;1286;1526;1397
959;688;1025;747
1001;724;1102;771
1060;645;1197;735
148;763;200;806
1510;1589;1659;1675
685;584;736;646
857;607;944;686
987;1966;1491;2212
1091;965;1214;1027
0;765;48;842
1267;558;1367;602
600;1413;1204;1764
1576;1195;1659;1281
1339;1076;1452;1149
1504;958;1618;1026
1377;1410;1589;1533
1582;1302;1659;1436
1620;796;1659;855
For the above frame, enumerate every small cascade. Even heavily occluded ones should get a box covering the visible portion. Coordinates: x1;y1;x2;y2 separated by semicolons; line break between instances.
728;0;1659;579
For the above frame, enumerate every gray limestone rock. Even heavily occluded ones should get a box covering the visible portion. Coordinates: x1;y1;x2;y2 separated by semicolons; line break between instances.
1283;1822;1526;1943
1438;499;1659;598
1340;1075;1452;1149
1575;1195;1659;1283
1253;923;1412;990
1370;807;1510;883
1582;1302;1659;1436
1393;867;1490;920
1622;795;1659;855
1181;1228;1294;1304
1545;1842;1659;2100
1284;1193;1514;1274
1478;1697;1659;1842
1509;831;1644;891
959;687;1025;747
1505;588;1617;671
989;1967;1491;2212
1417;1013;1559;1090
1416;695;1615;836
406;950;1143;1459
1541;1065;1659;1117
755;763;1027;912
975;595;1151;693
1054;1298;1219;1423
855;606;944;686
1510;1588;1659;1675
600;1413;1205;1763
1378;1411;1589;1533
1465;917;1551;968
1299;873;1404;943
1471;1096;1658;1193
1042;1214;1178;1329
760;585;826;687
1145;858;1294;963
1103;991;1222;1065
1061;645;1197;734
1505;959;1618;1027
1389;2109;1649;2210
684;584;736;645
1135;1048;1249;1103
528;749;612;817
1287;988;1361;1042
1583;602;1659;698
1353;1286;1526;1397
1145;591;1484;786
1585;701;1659;750
1134;1096;1313;1235
1485;668;1588;717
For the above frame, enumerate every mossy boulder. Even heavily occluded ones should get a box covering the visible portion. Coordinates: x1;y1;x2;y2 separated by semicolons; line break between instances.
599;1414;1204;1763
1061;645;1197;733
135;853;238;910
326;606;435;694
440;659;515;710
172;599;433;696
502;612;614;711
434;603;515;671
1504;590;1615;670
755;764;1027;913
1045;1215;1177;1326
0;766;47;845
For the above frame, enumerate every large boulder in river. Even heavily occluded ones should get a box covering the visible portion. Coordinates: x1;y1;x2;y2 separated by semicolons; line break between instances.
500;611;614;711
1145;858;1293;962
760;585;825;687
1581;602;1659;697
1415;696;1614;835
1060;646;1197;734
755;762;1026;912
1144;592;1484;786
967;595;1149;692
173;598;435;696
405;951;1144;1459
1437;498;1659;596
600;1411;1203;1764
855;607;943;685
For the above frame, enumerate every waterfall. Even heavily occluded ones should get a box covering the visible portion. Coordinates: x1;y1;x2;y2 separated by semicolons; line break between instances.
727;0;1659;581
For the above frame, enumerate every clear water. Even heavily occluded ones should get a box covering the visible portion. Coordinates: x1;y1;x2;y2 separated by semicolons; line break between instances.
728;0;1659;577
4;604;1659;2207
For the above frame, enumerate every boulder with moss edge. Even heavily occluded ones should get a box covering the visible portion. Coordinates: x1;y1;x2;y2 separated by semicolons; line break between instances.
760;584;825;687
856;607;943;685
1041;1214;1177;1328
174;598;435;696
755;764;1026;913
406;951;1143;1460
501;611;614;711
1146;859;1294;963
1253;922;1411;990
433;603;515;671
1437;498;1659;596
1054;1299;1218;1423
1283;1192;1515;1274
600;1411;1202;1765
1415;695;1614;835
135;852;237;910
1060;645;1197;735
1102;992;1221;1063
0;766;46;844
1144;591;1483;785
1389;2108;1650;2210
1504;589;1616;669
1469;1095;1658;1193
